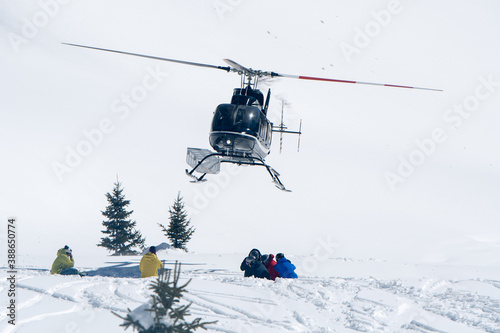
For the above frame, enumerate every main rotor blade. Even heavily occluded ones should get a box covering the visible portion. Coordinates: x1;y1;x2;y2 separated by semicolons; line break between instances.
62;43;232;72
273;72;442;91
62;43;441;91
223;59;254;74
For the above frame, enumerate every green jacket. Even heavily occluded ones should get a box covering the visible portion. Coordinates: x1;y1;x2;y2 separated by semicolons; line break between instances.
50;248;75;274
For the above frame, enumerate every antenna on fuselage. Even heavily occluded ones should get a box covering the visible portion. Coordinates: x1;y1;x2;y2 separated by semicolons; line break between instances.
272;101;302;153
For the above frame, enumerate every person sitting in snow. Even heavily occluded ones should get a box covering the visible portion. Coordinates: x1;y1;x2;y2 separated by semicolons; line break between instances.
243;256;271;279
240;248;262;277
274;253;298;279
50;245;80;275
261;254;279;281
139;246;163;278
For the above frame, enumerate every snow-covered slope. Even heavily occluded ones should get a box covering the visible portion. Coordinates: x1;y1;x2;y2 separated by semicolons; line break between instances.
1;0;500;263
1;251;499;332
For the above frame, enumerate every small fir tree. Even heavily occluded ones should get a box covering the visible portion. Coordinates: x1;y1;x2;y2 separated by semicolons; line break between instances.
98;179;145;255
158;192;195;251
114;261;216;332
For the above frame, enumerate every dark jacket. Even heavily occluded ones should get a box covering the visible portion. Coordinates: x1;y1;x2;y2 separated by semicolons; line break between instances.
240;256;271;279
274;257;298;279
240;257;253;277
241;249;262;277
249;260;271;279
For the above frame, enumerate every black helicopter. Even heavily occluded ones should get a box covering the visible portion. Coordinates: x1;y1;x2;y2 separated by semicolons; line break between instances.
63;43;441;191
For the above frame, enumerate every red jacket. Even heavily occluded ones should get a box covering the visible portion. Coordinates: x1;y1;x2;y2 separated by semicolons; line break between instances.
264;254;279;281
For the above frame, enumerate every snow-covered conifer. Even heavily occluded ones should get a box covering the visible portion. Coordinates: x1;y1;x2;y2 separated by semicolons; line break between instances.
98;179;145;255
158;192;195;251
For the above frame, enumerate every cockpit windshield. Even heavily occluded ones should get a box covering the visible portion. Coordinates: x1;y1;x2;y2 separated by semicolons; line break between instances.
212;104;261;136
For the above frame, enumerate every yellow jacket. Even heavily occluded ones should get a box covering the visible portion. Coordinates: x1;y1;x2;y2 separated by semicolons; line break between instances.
139;252;163;278
50;248;75;274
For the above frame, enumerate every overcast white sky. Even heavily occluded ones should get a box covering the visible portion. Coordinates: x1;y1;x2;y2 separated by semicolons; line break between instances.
1;0;499;264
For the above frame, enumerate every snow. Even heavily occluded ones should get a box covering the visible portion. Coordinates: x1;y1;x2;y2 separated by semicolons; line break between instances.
1;0;500;331
128;301;157;331
2;0;500;262
1;249;500;332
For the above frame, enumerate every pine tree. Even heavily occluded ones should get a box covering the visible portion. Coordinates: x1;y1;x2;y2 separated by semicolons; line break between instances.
158;192;195;251
114;261;216;332
98;179;145;255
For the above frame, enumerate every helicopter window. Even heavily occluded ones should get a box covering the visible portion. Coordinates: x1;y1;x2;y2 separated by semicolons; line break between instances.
258;113;268;141
258;120;265;141
247;89;264;106
231;95;249;105
212;104;260;136
234;108;245;124
212;105;235;130
234;107;259;135
266;122;271;143
247;97;261;107
262;123;269;141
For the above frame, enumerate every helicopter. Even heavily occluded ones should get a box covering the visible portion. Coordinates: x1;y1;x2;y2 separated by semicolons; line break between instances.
62;43;441;191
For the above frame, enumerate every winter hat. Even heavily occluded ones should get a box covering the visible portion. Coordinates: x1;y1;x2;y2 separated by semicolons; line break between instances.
261;254;270;264
149;246;157;254
249;249;261;261
276;253;284;261
64;245;72;255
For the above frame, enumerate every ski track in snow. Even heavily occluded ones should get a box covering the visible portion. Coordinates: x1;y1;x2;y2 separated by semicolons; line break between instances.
0;270;151;332
182;268;500;333
1;264;499;332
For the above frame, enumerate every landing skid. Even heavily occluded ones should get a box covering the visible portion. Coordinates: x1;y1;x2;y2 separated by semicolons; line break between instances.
185;170;207;183
185;149;291;191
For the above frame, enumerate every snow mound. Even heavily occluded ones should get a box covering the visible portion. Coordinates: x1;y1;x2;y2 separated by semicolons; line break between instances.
141;242;172;255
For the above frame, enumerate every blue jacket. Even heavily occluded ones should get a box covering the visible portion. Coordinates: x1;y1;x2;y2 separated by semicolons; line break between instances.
274;257;298;279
